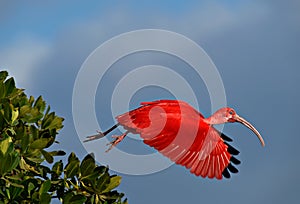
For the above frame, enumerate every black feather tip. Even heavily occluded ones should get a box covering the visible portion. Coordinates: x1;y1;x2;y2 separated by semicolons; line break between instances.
221;133;241;179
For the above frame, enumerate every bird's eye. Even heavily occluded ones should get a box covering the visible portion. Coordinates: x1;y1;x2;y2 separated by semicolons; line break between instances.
228;110;234;115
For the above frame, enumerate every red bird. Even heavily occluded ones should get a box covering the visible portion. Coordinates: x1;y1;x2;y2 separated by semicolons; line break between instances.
84;100;265;179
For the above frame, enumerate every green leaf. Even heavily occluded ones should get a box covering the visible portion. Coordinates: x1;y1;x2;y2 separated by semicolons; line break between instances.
11;108;19;125
49;150;66;156
80;153;96;178
19;157;39;173
14;122;25;139
0;154;10;175
102;176;122;193
9;182;24;189
2;102;12;124
95;172;110;193
10;152;20;170
41;150;54;163
62;192;73;204
0;139;19;175
44;105;51;115
80;166;107;182
30;138;52;149
8;87;25;101
0;137;12;155
0;71;8;82
0;110;5;130
39;180;51;196
29;125;39;140
28;95;35;106
41;112;64;130
68;152;78;163
20;130;30;153
20;105;43;123
68;194;87;204
47;116;64;130
9;184;24;200
26;155;44;163
0;71;8;99
64;156;80;178
4;77;16;96
40;192;51;204
32;191;39;201
5;175;22;181
34;96;46;113
52;160;63;177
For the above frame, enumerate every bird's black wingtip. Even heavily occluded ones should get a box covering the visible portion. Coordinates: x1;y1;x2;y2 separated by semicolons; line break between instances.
220;133;233;142
221;133;241;179
222;156;241;179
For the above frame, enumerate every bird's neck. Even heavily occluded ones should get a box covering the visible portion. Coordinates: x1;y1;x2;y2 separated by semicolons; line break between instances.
203;116;224;125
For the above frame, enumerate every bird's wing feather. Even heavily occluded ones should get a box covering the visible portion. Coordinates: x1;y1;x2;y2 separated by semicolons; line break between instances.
116;100;240;179
140;100;204;118
144;124;240;179
116;100;203;132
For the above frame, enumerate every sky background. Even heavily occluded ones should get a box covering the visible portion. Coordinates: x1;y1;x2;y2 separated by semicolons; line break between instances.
1;1;299;203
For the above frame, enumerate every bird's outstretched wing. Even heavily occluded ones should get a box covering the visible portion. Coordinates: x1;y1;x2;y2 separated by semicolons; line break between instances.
142;119;240;179
116;100;240;179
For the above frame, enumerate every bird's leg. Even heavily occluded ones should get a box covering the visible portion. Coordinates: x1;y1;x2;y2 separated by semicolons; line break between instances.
83;131;105;142
106;131;129;152
83;124;119;142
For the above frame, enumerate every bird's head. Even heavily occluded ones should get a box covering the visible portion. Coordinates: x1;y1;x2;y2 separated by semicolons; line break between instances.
205;107;265;147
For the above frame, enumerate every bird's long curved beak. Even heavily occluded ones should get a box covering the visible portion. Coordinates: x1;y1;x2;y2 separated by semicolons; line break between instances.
234;115;265;147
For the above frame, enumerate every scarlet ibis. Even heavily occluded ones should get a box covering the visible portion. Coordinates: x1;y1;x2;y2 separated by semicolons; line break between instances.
84;100;265;179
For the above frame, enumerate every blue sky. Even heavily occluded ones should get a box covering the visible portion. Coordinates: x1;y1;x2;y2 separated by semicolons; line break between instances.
1;1;299;203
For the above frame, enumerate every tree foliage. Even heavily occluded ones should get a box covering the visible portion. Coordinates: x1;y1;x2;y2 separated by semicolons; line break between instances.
0;71;127;204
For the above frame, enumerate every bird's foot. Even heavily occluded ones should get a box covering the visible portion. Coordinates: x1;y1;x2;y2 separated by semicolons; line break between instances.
83;130;105;142
105;132;128;152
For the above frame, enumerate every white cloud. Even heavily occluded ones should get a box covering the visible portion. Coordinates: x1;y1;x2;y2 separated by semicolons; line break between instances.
57;1;271;51
0;37;51;89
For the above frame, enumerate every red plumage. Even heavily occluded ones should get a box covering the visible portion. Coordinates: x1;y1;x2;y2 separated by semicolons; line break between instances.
116;100;234;179
84;99;265;179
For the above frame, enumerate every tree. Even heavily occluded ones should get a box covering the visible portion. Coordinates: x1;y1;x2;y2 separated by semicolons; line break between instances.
0;71;127;204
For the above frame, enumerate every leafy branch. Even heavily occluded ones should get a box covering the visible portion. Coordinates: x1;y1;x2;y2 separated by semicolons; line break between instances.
0;71;127;204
